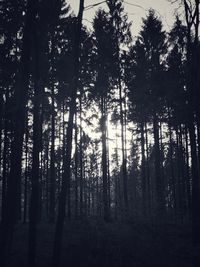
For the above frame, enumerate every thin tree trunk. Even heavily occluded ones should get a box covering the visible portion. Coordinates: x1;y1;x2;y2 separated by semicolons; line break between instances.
49;80;56;223
175;127;181;221
145;121;151;217
188;118;200;245
79;96;83;217
168;117;176;220
1;94;9;223
153;112;165;220
185;125;191;218
119;79;128;210
74;111;78;218
140;122;147;217
101;97;109;221
0;91;3;184
28;29;42;267
23;107;29;224
106;117;111;214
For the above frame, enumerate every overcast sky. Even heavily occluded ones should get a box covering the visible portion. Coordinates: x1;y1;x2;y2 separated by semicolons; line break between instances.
67;0;181;36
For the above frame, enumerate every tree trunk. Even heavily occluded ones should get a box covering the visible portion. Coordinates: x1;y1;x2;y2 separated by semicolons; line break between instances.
140;122;147;217
74;111;78;218
28;29;42;267
106;117;111;214
49;81;56;223
168;117;176;220
79;96;83;217
101;97;110;222
188;119;200;245
184;0;200;245
1;94;9;223
185;125;191;218
153;112;165;220
23;107;29;224
119;79;128;210
145;121;151;217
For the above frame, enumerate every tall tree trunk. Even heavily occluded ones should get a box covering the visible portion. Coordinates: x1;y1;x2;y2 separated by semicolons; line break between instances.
49;81;56;223
79;96;83;217
119;79;128;210
168;116;176;220
45;143;50;218
140;122;147;217
184;0;200;245
145;121;151;217
188;119;200;245
175;127;181;221
28;29;42;267
74;111;78;218
178;125;187;222
1;93;9;223
185;125;191;218
0;91;4;214
153;112;165;220
23;116;29;224
101;97;109;222
106;117;111;214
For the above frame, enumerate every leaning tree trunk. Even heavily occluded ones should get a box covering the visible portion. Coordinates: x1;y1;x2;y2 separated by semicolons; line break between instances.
52;1;84;266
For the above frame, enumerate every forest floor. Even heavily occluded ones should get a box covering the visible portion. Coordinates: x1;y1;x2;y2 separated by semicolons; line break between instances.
10;219;200;267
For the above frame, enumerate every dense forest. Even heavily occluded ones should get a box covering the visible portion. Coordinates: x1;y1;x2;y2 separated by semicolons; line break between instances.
0;0;200;266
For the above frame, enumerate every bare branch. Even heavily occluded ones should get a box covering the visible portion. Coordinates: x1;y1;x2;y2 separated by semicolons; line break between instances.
84;1;107;11
124;1;147;11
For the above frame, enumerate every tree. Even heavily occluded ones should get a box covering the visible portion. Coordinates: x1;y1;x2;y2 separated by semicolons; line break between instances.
127;10;167;220
107;0;132;211
0;1;38;266
182;0;200;245
52;1;84;266
92;8;117;221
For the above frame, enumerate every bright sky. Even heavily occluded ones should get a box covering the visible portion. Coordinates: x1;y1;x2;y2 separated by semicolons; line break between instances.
67;0;181;36
66;0;181;168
